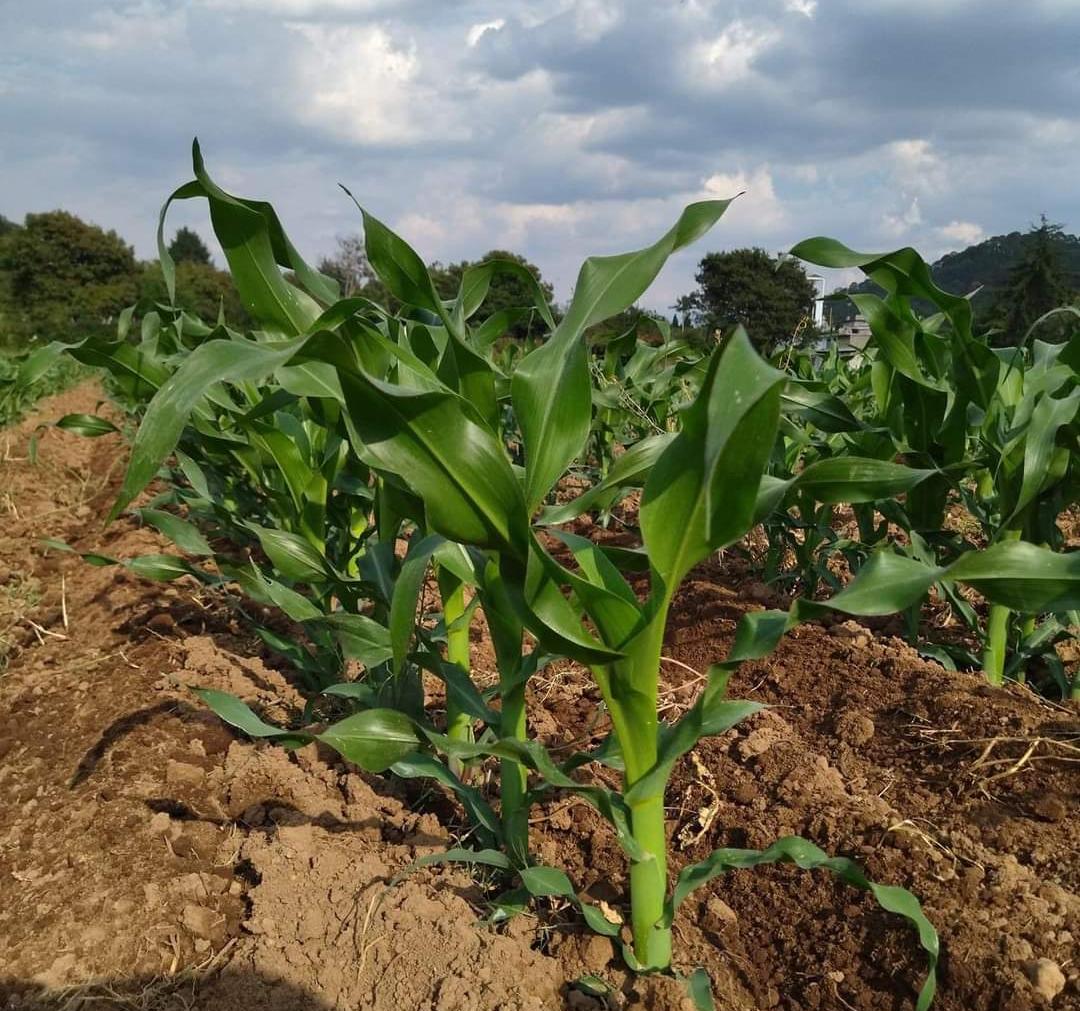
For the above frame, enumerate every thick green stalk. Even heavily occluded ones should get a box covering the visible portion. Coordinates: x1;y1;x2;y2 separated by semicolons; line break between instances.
596;606;672;970
983;603;1010;686
499;681;530;867
479;572;531;865
983;529;1022;686
438;572;474;747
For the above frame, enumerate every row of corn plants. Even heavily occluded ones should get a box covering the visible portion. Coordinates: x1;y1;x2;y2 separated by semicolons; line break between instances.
746;241;1079;696
14;143;1080;1006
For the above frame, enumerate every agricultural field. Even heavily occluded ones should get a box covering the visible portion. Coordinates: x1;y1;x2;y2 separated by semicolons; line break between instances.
0;151;1078;1011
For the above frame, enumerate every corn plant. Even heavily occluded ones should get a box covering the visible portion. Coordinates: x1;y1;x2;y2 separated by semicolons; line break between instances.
792;239;1080;694
66;146;1080;1007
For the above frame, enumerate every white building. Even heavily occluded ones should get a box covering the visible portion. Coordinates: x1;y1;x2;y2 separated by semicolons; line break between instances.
807;273;826;328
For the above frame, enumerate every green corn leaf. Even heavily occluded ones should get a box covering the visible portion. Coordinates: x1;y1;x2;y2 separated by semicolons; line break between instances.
423;728;644;862
317;613;394;669
624;691;763;805
225;564;323;622
1011;388;1080;520
322;681;379;706
392;753;502;846
389;534;444;673
275;362;344;402
513;199;733;512
158;141;331;332
755;458;936;521
780;384;863;433
539;432;676;525
663;835;938;1011
54;413;119;437
351;200;444;320
317;708;421;772
641;330;783;592
519;864;622;937
193;688;299;739
110;334;310;519
394;848;512;884
135;508;213;556
337;368;529;554
247;524;327;584
945;541;1080;613
125;554;204;582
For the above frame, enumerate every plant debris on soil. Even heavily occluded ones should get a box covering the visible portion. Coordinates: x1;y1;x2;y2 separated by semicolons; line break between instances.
1;386;1077;1011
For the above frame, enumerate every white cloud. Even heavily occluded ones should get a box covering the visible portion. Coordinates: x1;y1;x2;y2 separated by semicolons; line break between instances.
885;138;947;194
692;21;777;88
882;196;923;236
785;0;818;17
285;23;430;145
466;19;505;47
702;166;786;229
573;0;623;42
937;220;984;245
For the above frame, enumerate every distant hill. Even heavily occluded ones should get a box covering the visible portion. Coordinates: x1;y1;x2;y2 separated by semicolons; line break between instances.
829;227;1080;324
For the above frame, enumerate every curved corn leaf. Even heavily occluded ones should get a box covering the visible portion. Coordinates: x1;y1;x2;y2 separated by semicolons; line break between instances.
110;334;309;519
193;687;303;740
641;330;783;592
135;508;213;556
663;835;938;1011
513;199;734;512
337;368;529;554
317;708;421;772
755;458;936;522
54;413;119;437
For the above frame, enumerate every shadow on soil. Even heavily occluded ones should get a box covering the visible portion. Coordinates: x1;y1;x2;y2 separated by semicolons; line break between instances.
0;971;337;1011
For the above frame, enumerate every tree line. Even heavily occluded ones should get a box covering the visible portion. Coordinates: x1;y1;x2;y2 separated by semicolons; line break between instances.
1;206;1071;352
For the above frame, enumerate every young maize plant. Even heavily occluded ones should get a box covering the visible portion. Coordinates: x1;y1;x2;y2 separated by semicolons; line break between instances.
791;239;1080;695
47;144;1080;1007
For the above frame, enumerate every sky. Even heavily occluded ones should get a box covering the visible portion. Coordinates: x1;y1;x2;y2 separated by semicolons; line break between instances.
3;0;1080;310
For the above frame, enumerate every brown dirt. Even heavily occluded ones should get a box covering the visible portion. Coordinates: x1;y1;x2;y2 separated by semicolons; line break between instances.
1;386;1077;1011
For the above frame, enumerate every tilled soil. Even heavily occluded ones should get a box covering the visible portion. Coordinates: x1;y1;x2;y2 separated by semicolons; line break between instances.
0;386;1077;1011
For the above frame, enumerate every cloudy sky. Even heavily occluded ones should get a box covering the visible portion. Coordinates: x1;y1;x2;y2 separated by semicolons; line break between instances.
3;0;1079;309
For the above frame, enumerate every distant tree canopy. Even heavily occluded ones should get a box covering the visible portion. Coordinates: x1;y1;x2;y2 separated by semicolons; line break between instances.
585;305;669;346
138;260;250;327
319;236;554;339
0;210;138;345
835;217;1080;338
430;250;554;339
990;217;1077;344
167;226;213;266
680;248;816;348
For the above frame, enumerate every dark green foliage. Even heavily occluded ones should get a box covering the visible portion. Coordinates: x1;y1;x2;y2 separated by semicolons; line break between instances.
167;226;212;265
990;217;1076;343
0;211;138;347
834;220;1080;330
0;351;86;427
681;248;815;348
138;260;250;326
430;250;554;339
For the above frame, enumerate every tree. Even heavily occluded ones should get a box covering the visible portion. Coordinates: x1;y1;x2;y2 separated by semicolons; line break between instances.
0;210;138;345
430;250;554;339
991;216;1076;344
318;235;384;300
138;260;250;327
681;248;816;349
167;226;213;265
